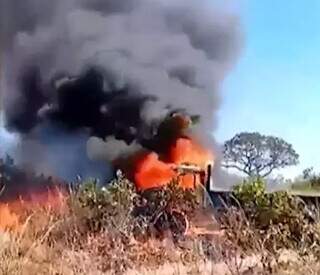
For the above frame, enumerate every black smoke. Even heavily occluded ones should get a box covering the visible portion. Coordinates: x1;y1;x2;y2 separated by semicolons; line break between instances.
0;0;242;182
7;66;165;146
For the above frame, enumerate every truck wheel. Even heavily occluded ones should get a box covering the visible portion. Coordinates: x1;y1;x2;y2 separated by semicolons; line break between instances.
168;209;189;238
153;209;188;239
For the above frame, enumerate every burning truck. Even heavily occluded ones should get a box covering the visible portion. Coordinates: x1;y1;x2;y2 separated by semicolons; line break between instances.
109;109;216;238
130;161;215;239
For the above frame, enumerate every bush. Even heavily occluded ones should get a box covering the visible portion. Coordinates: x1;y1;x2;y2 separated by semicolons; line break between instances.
228;178;320;255
233;178;300;227
70;173;199;241
74;173;138;235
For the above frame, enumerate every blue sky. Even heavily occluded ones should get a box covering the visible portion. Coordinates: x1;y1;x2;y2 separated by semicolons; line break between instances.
216;0;320;178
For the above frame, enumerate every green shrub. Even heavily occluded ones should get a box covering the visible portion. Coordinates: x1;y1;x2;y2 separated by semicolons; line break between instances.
70;173;199;240
74;174;138;235
233;178;301;227
229;178;320;255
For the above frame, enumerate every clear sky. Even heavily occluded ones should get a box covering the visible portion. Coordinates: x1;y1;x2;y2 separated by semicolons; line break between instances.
216;0;320;179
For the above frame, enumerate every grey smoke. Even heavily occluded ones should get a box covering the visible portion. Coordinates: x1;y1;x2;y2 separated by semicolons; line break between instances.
11;124;111;182
87;137;142;162
0;0;242;181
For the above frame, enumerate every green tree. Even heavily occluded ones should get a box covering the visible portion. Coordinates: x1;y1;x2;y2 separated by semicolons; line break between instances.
222;132;299;178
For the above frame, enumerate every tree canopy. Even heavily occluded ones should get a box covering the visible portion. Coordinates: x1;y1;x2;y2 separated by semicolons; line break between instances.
222;132;299;178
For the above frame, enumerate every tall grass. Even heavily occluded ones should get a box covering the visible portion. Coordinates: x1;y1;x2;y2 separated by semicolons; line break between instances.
1;176;320;274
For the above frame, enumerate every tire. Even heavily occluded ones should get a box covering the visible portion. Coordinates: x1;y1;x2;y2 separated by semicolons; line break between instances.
153;209;189;239
169;209;189;238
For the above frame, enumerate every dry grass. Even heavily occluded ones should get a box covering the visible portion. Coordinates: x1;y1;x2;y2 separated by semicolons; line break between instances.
1;219;320;275
2;226;320;275
1;178;320;275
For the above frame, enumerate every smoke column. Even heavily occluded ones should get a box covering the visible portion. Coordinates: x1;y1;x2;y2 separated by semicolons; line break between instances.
0;0;242;182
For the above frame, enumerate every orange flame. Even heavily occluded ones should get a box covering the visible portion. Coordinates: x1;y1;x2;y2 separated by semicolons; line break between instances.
0;204;19;231
0;188;67;233
169;138;213;167
134;152;176;190
134;137;214;191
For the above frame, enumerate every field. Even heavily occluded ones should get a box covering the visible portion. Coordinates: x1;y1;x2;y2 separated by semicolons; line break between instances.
1;177;320;275
289;181;320;197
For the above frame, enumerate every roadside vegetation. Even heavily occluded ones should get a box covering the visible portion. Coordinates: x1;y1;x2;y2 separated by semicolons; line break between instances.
2;171;320;275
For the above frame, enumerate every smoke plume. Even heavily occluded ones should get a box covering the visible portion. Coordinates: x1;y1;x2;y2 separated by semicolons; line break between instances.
0;0;242;182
